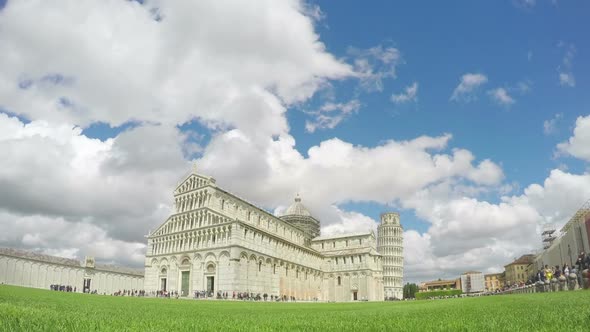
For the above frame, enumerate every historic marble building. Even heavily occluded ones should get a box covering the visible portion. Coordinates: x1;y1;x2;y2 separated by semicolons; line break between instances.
144;167;404;301
0;247;143;294
377;212;404;299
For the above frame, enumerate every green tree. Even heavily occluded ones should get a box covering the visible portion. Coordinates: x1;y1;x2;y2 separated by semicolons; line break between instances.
403;283;418;299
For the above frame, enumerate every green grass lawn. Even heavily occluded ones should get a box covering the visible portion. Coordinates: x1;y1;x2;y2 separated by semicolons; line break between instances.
0;285;589;331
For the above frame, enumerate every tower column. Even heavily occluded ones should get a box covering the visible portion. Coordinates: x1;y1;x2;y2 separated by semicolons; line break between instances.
377;212;404;300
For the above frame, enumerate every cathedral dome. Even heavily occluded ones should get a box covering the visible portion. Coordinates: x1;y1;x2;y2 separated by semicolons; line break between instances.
283;195;311;217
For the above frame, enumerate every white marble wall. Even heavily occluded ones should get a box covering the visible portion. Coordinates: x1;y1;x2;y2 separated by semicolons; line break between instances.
0;254;143;294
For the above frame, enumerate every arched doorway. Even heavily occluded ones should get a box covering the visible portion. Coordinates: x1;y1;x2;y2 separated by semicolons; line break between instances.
351;284;359;301
179;258;191;297
204;263;216;297
159;267;168;291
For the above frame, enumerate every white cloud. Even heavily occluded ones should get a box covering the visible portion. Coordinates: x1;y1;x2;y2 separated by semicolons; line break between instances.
488;87;515;106
305;100;361;132
558;43;576;87
516;80;532;94
543;113;563;135
0;0;352;138
450;73;488;102
0;211;146;267
0;113;187;243
514;169;590;227
395;116;590;281
513;0;537;9
321;209;379;236
0;115;189;267
196;129;506;232
399;165;590;281
348;45;402;92
557;115;590;161
391;82;418;104
559;72;575;87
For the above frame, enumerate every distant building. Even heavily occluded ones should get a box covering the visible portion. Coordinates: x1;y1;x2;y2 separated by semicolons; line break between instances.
418;279;461;292
0;247;143;294
484;272;505;292
460;271;484;293
504;254;534;286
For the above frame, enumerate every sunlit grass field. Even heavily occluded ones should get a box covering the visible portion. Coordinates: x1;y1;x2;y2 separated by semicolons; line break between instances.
1;285;589;331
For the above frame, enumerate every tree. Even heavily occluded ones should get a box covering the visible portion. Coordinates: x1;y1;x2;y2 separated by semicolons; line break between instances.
403;283;418;299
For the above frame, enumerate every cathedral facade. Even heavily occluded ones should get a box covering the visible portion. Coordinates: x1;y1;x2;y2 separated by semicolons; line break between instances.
144;168;404;301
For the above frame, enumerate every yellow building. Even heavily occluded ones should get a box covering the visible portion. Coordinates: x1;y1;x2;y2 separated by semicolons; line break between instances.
419;279;461;292
484;272;505;292
504;254;534;286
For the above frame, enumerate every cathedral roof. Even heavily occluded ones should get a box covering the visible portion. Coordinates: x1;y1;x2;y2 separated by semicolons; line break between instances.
282;194;312;217
312;231;374;241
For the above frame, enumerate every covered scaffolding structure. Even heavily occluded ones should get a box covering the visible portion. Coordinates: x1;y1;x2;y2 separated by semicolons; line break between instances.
533;199;590;271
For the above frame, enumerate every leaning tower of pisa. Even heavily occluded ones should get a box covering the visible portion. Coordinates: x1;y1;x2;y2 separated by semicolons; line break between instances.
377;212;404;299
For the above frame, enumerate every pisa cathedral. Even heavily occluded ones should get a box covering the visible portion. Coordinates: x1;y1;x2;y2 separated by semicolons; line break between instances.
144;167;404;301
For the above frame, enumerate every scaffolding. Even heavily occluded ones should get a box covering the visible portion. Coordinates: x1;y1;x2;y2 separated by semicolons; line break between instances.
541;225;556;250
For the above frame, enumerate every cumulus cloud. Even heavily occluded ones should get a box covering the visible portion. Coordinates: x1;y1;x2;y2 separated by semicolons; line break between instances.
305;100;361;132
399;164;590;281
488;87;515;106
321;209;379;236
391;82;418;104
0;114;188;243
197;131;505;219
0;0;352;137
386;116;590;281
450;73;488;102
0;211;146;267
0;115;187;267
557;115;590;161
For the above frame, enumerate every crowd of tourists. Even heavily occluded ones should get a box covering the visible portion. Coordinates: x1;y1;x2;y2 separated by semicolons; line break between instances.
149;290;176;298
189;290;314;301
193;291;268;300
112;289;146;296
533;251;589;284
50;284;75;292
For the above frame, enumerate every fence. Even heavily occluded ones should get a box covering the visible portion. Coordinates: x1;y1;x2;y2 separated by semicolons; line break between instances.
498;269;589;295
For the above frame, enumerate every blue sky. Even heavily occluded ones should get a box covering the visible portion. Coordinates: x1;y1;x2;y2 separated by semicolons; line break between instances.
305;0;587;175
0;0;589;280
286;1;590;232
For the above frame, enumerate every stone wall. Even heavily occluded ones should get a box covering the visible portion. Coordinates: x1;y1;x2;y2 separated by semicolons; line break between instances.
0;249;143;294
